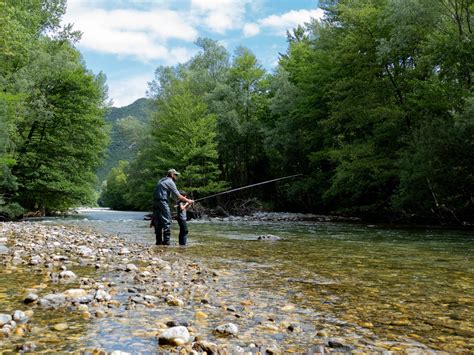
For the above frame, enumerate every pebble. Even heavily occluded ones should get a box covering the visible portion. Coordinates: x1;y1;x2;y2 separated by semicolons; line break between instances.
158;326;191;346
94;290;111;302
0;314;12;326
214;323;239;337
13;310;29;323
52;323;69;331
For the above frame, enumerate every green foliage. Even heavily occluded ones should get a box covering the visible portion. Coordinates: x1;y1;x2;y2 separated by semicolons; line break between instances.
214;47;270;190
394;98;474;223
100;160;132;210
0;0;109;216
124;72;226;210
264;0;474;223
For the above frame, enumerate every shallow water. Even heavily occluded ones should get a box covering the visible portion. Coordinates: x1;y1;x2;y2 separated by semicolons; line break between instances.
3;208;474;351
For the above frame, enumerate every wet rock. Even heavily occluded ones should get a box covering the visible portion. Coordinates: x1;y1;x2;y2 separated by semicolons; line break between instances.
126;264;139;272
0;314;12;326
24;293;39;304
327;339;353;351
29;255;42;265
13;310;29;324
166;320;179;328
118;248;130;255
265;346;281;354
0;326;12;338
63;289;88;299
214;323;239;337
16;342;37;352
59;270;77;280
166;294;184;307
158;326;191;346
78;246;94;257
192;340;219;353
38;293;66;308
52;255;69;261
257;234;281;241
94;290;111;302
52;323;69;331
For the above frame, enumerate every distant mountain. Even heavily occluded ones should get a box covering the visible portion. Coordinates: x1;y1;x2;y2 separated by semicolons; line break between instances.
97;98;152;184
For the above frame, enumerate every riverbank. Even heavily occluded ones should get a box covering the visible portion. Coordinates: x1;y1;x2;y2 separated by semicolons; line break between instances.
0;222;352;353
0;221;470;352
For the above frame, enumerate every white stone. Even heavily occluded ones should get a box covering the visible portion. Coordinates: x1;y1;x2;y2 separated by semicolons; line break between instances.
215;323;239;336
59;270;77;279
158;326;190;345
94;289;111;302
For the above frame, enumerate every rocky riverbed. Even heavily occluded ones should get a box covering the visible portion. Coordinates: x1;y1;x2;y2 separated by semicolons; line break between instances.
0;221;445;353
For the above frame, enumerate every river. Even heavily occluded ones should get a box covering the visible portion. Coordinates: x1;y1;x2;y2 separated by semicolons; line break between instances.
2;208;473;352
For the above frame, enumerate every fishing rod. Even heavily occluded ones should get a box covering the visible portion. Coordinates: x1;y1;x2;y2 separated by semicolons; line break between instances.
193;174;303;203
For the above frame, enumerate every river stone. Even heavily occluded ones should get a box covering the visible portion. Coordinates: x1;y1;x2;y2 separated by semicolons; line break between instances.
78;246;94;257
193;340;219;353
52;255;68;261
24;293;39;304
257;234;281;241
39;293;66;308
94;289;111;302
29;256;41;265
158;326;190;346
118;248;130;255
0;314;12;327
64;289;88;299
214;323;239;337
52;323;69;331
166;295;184;307
0;245;8;254
126;264;138;272
59;270;77;280
13;310;28;324
327;339;354;351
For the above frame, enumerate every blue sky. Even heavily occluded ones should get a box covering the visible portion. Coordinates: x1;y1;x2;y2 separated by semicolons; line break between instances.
63;0;323;107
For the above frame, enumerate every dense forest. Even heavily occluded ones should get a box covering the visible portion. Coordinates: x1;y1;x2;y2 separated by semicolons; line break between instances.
1;0;473;225
0;0;109;219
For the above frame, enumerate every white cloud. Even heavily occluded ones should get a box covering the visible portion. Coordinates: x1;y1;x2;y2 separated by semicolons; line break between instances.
261;9;325;34
190;0;251;34
107;73;152;107
243;23;260;37
63;2;198;62
246;8;325;37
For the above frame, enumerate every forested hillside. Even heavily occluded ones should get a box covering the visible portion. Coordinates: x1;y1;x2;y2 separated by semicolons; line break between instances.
0;0;109;219
96;98;151;184
101;0;473;225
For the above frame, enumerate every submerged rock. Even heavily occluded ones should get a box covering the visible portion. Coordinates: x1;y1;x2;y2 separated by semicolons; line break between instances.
257;234;281;241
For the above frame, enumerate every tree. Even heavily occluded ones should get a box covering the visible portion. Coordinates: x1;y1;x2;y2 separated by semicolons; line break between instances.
100;160;132;210
214;47;270;190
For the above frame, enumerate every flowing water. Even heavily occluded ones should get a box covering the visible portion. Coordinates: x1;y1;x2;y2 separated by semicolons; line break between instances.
1;208;474;352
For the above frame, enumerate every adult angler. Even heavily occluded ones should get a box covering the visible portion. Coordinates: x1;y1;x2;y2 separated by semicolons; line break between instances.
152;169;194;245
